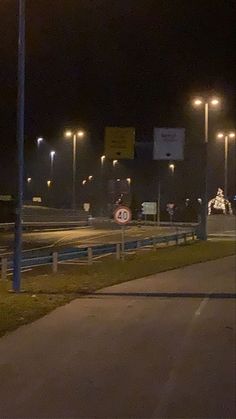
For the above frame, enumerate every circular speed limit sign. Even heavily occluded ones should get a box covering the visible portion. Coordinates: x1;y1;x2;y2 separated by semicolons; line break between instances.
114;206;132;225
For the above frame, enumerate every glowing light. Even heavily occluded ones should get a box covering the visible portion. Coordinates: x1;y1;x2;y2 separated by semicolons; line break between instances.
208;188;232;215
77;130;84;137
101;155;106;164
37;137;43;145
88;175;93;180
27;177;32;183
217;132;224;138
50;150;55;158
113;159;118;167
47;180;52;187
126;177;131;185
229;132;235;138
193;98;203;106
116;178;120;182
65;130;72;138
210;98;220;106
82;179;86;185
169;163;175;173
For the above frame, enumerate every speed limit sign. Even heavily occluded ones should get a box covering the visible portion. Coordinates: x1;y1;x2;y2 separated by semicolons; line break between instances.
114;206;132;225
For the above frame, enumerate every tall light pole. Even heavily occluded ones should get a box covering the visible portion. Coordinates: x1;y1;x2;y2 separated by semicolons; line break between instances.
217;131;235;198
49;150;55;177
65;130;85;210
13;0;25;292
37;137;44;148
168;163;175;175
192;96;220;240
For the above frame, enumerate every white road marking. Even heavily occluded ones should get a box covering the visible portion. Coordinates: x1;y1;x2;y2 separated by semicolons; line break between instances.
195;297;209;316
7;268;32;276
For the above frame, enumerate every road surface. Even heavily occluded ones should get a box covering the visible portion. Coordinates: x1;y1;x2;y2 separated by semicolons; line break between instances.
0;256;235;418
0;225;182;255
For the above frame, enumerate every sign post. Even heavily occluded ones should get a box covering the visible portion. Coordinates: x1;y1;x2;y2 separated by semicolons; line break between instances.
114;206;132;260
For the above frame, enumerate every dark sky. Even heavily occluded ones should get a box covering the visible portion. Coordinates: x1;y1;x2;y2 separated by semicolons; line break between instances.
0;0;235;199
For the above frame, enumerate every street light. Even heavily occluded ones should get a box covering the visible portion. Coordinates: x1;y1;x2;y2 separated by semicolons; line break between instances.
47;180;52;188
216;131;235;198
27;177;32;183
113;159;118;167
101;155;106;165
126;177;131;185
168;163;175;174
192;95;221;240
192;96;220;141
82;179;87;185
37;137;43;147
64;129;85;209
88;175;93;181
49;150;56;177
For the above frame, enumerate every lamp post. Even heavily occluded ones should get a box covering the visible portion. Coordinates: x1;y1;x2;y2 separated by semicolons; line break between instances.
168;163;175;175
49;150;55;177
13;0;25;292
37;137;44;147
192;96;220;240
65;130;85;210
217;131;235;198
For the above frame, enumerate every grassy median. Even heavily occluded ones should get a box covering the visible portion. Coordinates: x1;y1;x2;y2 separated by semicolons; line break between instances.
0;240;235;337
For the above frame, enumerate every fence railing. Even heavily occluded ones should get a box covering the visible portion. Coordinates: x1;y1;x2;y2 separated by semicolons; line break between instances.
1;229;196;280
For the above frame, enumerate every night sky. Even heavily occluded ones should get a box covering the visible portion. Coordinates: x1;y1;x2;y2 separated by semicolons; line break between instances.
0;0;235;205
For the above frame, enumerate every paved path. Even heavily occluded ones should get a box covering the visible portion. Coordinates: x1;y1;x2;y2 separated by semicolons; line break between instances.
0;256;235;418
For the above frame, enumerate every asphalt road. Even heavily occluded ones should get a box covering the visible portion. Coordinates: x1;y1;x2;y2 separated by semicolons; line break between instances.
0;256;235;418
0;225;181;255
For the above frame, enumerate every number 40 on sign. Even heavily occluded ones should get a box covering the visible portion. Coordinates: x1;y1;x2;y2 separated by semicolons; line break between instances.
114;206;132;225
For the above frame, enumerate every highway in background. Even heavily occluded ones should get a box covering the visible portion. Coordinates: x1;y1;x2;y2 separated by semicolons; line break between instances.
0;225;183;256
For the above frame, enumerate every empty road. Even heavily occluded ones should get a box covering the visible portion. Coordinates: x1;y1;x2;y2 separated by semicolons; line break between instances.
0;256;235;418
0;225;182;255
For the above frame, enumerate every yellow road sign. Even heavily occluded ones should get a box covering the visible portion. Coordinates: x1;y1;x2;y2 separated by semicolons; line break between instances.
104;127;135;159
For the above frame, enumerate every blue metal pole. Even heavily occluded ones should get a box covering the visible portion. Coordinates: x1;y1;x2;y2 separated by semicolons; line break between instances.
13;0;25;292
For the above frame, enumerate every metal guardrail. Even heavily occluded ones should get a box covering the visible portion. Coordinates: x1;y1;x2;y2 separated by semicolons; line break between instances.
0;229;196;279
0;220;88;231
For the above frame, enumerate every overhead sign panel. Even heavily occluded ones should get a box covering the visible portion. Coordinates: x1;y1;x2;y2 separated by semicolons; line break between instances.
104;127;135;159
153;128;185;160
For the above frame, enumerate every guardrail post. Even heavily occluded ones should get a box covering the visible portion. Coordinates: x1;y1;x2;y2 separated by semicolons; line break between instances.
136;240;141;249
153;236;157;250
116;243;121;260
52;252;58;273
88;247;93;265
1;257;7;281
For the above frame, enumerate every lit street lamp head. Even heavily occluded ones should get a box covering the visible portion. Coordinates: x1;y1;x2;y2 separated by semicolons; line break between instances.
65;130;72;138
50;150;56;158
77;130;84;137
113;159;118;167
82;179;86;185
229;132;235;138
193;98;203;107
37;137;43;146
169;163;175;173
210;98;220;106
88;175;93;181
47;180;52;187
27;177;32;183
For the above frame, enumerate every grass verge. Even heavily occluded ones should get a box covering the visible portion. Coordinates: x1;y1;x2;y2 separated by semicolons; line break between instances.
0;240;235;337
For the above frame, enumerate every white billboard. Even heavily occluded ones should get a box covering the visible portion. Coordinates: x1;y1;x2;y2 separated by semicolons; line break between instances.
153;128;185;160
